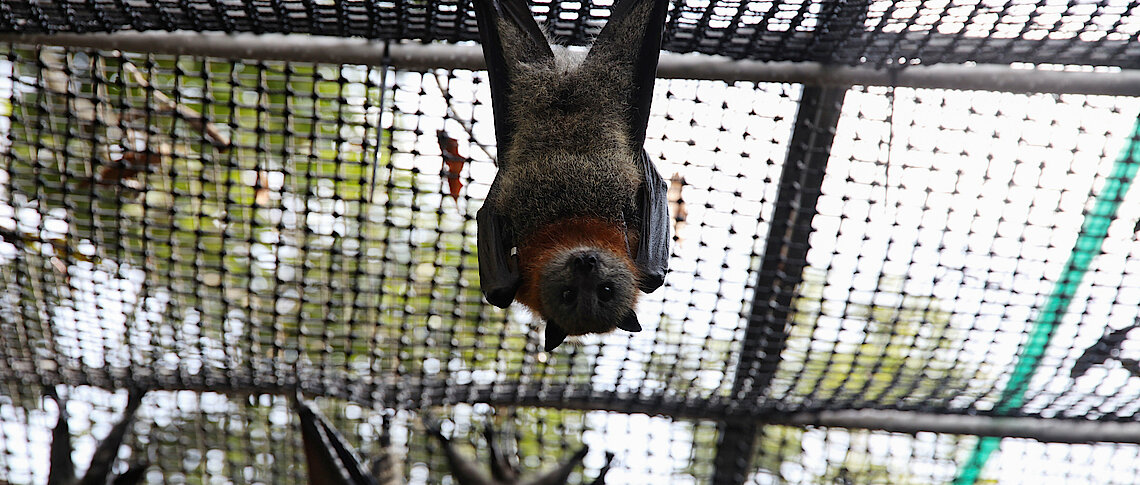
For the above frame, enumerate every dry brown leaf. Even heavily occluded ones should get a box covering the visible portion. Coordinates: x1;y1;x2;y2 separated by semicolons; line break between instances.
438;130;466;202
668;173;687;245
254;170;271;206
95;149;165;185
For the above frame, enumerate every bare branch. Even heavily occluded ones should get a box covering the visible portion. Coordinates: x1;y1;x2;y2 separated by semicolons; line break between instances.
121;61;232;150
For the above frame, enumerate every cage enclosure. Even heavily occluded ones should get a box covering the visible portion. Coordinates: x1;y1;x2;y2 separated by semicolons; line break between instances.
1;1;1140;484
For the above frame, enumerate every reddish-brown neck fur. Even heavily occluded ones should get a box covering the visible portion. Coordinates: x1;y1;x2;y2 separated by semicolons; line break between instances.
515;217;637;317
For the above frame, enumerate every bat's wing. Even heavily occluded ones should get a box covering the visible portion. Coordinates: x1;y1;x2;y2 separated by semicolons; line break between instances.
295;393;350;484
424;414;496;485
77;388;146;485
369;416;402;485
317;413;380;485
633;149;669;293
1072;321;1140;378
472;0;535;307
522;446;588;485
484;424;521;482
293;392;379;485
472;0;554;163
478;206;521;307
584;0;669;151
47;389;76;485
586;452;616;485
111;462;150;485
585;0;671;292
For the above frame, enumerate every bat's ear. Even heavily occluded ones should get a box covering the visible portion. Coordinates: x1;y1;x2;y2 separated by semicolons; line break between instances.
294;391;375;485
472;0;555;154
529;446;589;485
616;311;641;333
545;323;568;351
79;388;147;485
48;389;76;485
583;0;669;149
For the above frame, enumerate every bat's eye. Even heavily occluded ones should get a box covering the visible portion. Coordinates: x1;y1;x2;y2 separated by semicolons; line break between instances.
561;288;577;303
597;284;614;302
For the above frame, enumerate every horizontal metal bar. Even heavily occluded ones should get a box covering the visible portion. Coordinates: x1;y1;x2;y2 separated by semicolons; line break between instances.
507;394;1140;445
772;409;1140;444
3;32;1140;96
23;367;1140;444
0;32;485;70
511;398;1140;445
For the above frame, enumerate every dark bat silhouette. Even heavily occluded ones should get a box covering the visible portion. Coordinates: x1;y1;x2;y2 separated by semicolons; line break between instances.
423;414;614;485
46;387;148;485
292;392;401;485
1071;321;1140;378
473;0;671;351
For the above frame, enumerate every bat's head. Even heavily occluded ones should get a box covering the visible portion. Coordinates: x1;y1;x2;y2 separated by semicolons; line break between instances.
516;217;643;351
540;246;640;332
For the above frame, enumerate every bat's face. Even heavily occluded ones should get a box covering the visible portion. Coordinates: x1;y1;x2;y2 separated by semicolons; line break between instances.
510;216;646;350
538;246;638;336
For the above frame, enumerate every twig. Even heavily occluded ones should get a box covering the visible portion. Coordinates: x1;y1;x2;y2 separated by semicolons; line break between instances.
433;70;498;164
0;227;21;247
0;228;97;264
367;42;391;204
121;61;232;150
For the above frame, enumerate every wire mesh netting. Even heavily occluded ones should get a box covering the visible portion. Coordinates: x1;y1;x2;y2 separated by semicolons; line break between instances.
2;1;1140;484
5;0;1140;69
2;40;1140;483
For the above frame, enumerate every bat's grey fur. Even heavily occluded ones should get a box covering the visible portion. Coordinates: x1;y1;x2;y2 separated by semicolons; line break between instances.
487;2;655;240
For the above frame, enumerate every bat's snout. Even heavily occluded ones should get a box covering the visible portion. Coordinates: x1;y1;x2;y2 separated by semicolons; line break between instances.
572;252;599;274
560;250;615;306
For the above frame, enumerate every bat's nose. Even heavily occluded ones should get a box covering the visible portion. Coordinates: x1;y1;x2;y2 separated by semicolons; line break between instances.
572;253;598;274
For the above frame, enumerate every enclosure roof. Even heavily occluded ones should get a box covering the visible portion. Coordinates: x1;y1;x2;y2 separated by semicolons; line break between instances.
2;0;1139;69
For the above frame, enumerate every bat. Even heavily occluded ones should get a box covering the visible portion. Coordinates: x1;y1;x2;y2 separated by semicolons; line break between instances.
1071;320;1140;378
587;452;616;485
1119;358;1140;378
293;391;402;485
423;414;614;485
473;0;671;351
47;387;75;485
483;424;519;482
47;387;149;485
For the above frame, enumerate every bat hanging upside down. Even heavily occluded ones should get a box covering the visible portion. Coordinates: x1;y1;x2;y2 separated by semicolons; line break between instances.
424;414;615;485
47;386;149;485
473;0;671;351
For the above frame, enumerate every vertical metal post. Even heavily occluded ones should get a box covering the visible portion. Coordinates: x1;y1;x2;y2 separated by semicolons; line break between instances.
711;85;848;484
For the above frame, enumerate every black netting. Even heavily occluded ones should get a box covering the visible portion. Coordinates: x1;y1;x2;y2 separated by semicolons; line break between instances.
3;5;1140;483
770;86;1140;417
4;0;1140;69
8;386;1140;484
